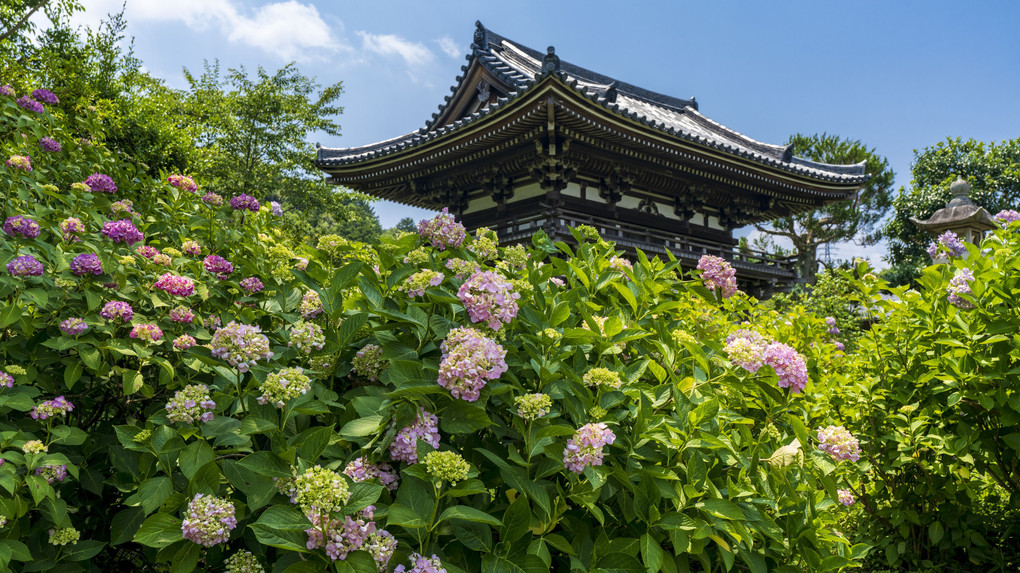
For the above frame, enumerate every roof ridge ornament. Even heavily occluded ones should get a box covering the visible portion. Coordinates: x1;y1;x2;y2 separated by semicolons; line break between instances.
604;81;618;103
947;176;975;207
540;46;561;77
473;21;488;50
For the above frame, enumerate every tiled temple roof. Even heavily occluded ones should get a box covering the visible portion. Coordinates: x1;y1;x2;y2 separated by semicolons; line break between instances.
317;22;867;185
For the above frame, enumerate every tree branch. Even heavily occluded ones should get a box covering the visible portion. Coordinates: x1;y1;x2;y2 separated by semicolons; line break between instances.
0;0;51;44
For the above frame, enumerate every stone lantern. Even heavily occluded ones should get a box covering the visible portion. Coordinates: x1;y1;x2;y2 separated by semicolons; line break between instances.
910;176;997;245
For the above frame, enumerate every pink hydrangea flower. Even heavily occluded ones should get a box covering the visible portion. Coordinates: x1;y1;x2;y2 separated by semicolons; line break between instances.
837;489;855;506
724;330;767;373
203;255;233;279
417;208;466;250
154;273;195;297
608;256;633;274
101;220;144;245
389;408;440;464
457;270;521;330
59;318;88;336
170;305;195;323
763;342;808;393
563;422;616;474
130;324;163;343
201;192;223;206
817;425;861;462
437;327;507;402
135;246;159;260
696;255;738;298
173;334;197;350
5;155;31;172
182;240;202;256
343;457;399;491
167;175;198;192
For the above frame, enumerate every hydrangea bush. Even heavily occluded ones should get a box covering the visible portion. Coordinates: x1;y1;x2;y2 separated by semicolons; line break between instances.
0;87;870;572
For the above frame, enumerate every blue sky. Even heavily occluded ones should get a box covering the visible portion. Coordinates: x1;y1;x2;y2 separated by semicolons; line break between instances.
72;1;1020;265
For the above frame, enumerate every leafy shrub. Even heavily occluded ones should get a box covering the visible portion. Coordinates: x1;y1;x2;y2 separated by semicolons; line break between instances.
0;87;867;572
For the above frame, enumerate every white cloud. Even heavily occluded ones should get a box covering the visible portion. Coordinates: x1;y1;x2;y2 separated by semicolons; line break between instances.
72;0;345;62
356;31;433;67
436;36;462;59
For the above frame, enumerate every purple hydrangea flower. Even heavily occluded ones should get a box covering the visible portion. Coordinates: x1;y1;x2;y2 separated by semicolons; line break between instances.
229;194;260;212
563;422;616;474
3;216;40;239
39;137;61;152
100;301;133;322
994;210;1020;225
437;327;507;402
394;553;447;573
457;270;521;330
1;372;13;388
59;318;88;336
169;306;195;323
70;253;103;276
60;218;85;241
31;89;59;105
101;220;144;245
16;96;43;113
926;230;967;260
166;384;216;423
0;85;13;97
130;324;163;343
29;396;74;420
203;255;233;279
7;255;44;277
201;192;223;206
343;457;399;491
34;464;67;484
837;489;855;506
947;268;975;309
5;155;31;172
239;276;263;294
173;334;197;350
389;407;440;464
270;201;283;216
697;255;738;298
84;173;117;194
417;208;466;250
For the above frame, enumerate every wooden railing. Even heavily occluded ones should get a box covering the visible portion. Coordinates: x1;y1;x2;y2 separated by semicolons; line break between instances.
494;208;798;278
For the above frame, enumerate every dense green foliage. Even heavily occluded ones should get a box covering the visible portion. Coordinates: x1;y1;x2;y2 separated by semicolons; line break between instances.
1;90;872;572
765;268;866;351
755;133;894;283
884;137;1020;285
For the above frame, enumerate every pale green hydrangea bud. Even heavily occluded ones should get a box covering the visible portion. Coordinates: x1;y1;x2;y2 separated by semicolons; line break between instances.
589;406;607;420
510;278;533;294
762;423;781;442
671;329;696;346
576;225;601;242
541;328;560;341
469;228;499;261
424;450;471;485
292;466;350;515
257;367;311;408
133;429;152;443
502;245;530;269
583;367;622;389
49;527;80;546
54;277;76;289
402;247;430;266
514;393;552;420
22;440;47;454
225;550;265;573
6;365;27;376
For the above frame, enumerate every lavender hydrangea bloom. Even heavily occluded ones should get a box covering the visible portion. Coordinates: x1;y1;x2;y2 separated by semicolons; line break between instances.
16;96;43;113
201;192;224;206
394;553;447;573
389;408;440;464
724;330;767;373
343;457;399;491
181;494;236;547
995;210;1020;225
240;276;263;294
697;254;738;298
70;253;103;276
29;396;74;420
7;255;44;277
0;85;13;97
210;321;274;372
101;220;144;245
926;230;967;260
437;327;507;402
4;216;40;239
166;385;216;423
60;218;85;241
84;173;117;194
417;207;466;250
270;201;283;216
947;268;976;309
100;301;133;322
457;270;521;330
39;137;61;152
31;89;59;104
563;422;616;474
229;194;260;212
166;174;198;192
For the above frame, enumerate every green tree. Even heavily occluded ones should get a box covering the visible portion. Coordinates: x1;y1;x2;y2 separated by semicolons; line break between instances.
754;133;894;283
884;137;1020;285
181;61;372;241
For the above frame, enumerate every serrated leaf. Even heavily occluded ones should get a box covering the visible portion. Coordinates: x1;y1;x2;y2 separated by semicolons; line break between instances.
439;505;502;527
133;513;184;548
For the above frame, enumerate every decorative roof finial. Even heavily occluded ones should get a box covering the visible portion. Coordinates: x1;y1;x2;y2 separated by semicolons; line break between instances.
542;46;561;75
473;21;488;49
947;176;973;206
